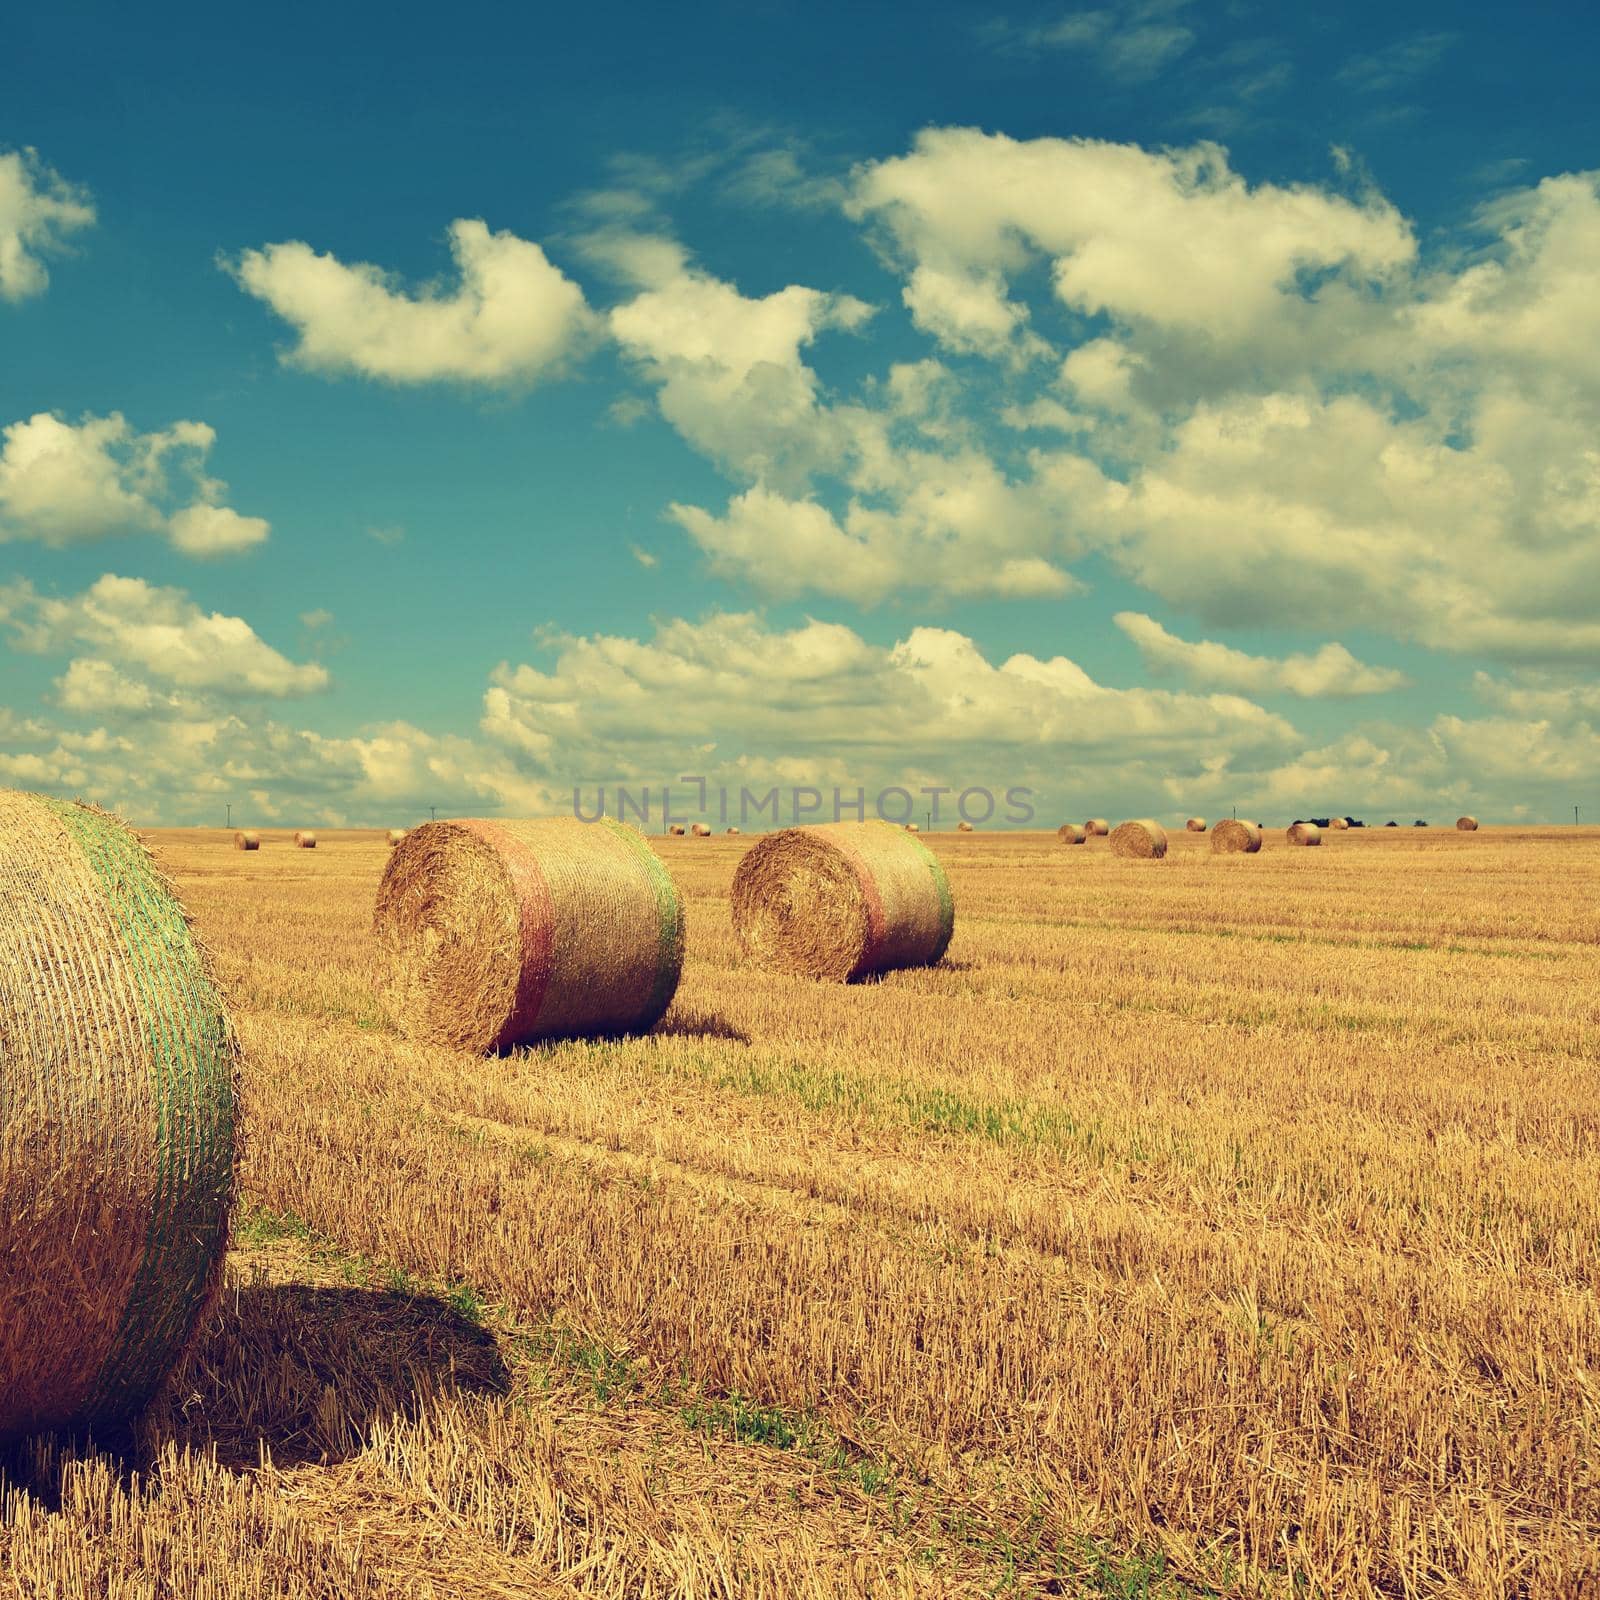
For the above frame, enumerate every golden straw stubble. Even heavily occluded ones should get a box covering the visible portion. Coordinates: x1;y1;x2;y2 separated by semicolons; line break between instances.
731;821;954;982
1110;819;1168;859
1211;818;1262;854
373;817;684;1051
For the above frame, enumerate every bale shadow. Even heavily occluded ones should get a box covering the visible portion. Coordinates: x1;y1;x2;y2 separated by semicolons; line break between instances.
143;1281;510;1471
652;1009;751;1043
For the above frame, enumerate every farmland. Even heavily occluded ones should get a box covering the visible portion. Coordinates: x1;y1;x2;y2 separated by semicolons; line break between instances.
4;825;1599;1598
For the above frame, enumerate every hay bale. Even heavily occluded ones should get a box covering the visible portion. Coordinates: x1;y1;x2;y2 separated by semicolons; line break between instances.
1185;817;1206;833
1456;816;1479;831
905;822;920;832
373;817;684;1051
1084;818;1109;837
387;829;407;847
956;820;974;833
1057;822;1087;844
668;824;686;836
1211;819;1262;854
731;821;954;983
233;830;259;851
1287;821;1322;846
691;822;712;838
1110;819;1168;859
1329;817;1350;830
293;830;317;850
0;790;237;1443
726;826;741;835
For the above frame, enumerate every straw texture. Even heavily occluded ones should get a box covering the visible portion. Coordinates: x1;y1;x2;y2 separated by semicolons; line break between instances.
1186;817;1207;833
0;790;236;1443
293;831;317;850
1057;823;1087;845
731;821;954;983
233;832;259;851
1457;816;1479;831
1212;819;1263;854
1110;819;1168;859
1085;818;1109;837
373;817;685;1052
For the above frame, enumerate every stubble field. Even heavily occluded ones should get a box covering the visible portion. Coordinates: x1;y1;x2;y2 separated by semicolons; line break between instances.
3;825;1598;1599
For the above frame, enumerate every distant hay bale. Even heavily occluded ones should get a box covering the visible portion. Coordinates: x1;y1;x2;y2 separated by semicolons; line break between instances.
0;790;237;1444
1185;817;1206;833
1057;822;1086;844
731;821;954;983
1287;821;1322;847
1329;817;1350;830
1211;819;1262;854
386;829;407;847
234;830;259;851
957;820;974;833
1085;818;1109;837
293;830;317;849
1110;819;1168;859
726;826;741;835
904;822;920;832
374;817;684;1052
668;824;686;836
691;822;712;837
1456;816;1479;831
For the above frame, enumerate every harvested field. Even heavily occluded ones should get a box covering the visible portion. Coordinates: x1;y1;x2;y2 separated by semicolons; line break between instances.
5;824;1599;1599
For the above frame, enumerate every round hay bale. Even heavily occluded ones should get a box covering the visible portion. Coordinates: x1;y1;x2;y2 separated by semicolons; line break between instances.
233;830;259;851
1456;816;1479;831
293;830;317;849
1084;818;1109;837
1185;817;1206;833
690;822;712;838
668;824;686;836
386;829;407;847
904;822;920;832
1211;819;1262;854
1109;819;1168;859
0;790;237;1444
1287;821;1322;847
1057;822;1086;844
726;826;741;835
731;821;954;983
1329;817;1350;830
956;820;974;833
373;817;684;1051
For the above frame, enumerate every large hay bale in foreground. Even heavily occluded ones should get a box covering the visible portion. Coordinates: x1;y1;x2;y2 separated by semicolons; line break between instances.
1110;819;1168;859
374;817;684;1051
1085;818;1109;837
1211;819;1262;854
1456;816;1479;831
1185;817;1206;833
293;830;317;849
731;821;954;983
1287;821;1322;847
234;830;259;851
0;791;237;1444
1057;822;1086;844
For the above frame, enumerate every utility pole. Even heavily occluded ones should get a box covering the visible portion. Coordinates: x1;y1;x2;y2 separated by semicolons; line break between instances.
430;805;437;822
225;802;232;829
1576;805;1582;827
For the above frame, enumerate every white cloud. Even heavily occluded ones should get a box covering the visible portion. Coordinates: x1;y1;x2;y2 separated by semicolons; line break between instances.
0;412;269;555
228;219;596;385
979;7;1195;83
1114;612;1409;697
3;575;328;697
0;148;95;303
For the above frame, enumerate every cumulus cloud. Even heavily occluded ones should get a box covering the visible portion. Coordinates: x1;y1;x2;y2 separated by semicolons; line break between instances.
0;412;269;555
1114;612;1409;697
228;219;596;385
2;574;328;697
0;148;95;303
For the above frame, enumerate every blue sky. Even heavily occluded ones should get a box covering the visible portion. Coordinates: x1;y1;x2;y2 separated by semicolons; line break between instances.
2;0;1598;826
